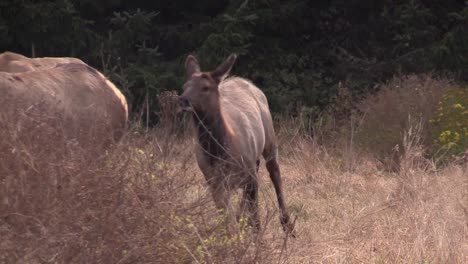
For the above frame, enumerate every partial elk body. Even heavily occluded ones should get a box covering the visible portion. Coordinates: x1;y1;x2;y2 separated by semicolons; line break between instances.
179;54;294;235
0;52;128;147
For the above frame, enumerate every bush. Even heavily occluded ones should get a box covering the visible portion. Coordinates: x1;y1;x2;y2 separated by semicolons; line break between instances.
430;88;468;162
355;74;451;170
0;113;283;263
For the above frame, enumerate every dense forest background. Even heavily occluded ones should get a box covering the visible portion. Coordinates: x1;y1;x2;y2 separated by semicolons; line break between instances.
0;0;467;122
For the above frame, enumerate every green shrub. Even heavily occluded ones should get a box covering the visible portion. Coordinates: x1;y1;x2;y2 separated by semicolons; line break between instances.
430;88;468;162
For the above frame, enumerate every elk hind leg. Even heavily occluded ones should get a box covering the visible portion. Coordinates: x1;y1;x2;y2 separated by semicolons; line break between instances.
266;157;295;235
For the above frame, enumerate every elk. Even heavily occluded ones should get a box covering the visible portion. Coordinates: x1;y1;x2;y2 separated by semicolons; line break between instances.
0;52;128;147
0;51;84;73
178;54;294;235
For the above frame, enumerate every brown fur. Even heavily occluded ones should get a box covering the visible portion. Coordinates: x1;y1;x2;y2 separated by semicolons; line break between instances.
180;54;294;235
0;52;128;146
0;52;84;73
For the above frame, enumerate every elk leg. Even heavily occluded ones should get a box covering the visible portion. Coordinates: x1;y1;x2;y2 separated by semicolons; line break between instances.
256;160;260;173
241;180;260;231
208;182;238;232
266;158;295;235
208;182;229;212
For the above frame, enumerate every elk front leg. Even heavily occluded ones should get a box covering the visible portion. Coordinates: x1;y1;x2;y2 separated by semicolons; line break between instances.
241;179;260;231
207;181;229;213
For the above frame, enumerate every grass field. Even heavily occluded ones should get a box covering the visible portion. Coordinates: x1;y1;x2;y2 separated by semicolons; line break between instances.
1;118;467;263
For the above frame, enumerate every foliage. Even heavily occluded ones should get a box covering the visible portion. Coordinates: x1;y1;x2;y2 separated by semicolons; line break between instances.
99;9;166;118
0;0;467;122
430;88;468;162
432;4;468;77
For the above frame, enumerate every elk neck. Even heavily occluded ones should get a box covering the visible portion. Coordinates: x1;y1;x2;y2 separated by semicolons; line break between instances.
192;104;235;164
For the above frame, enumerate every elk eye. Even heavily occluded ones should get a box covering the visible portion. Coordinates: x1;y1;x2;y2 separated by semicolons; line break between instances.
202;86;209;92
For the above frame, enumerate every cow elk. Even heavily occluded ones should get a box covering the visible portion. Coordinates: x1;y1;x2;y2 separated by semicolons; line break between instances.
178;54;295;235
0;52;128;149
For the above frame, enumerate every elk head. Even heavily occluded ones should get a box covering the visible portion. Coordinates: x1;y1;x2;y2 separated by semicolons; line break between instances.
178;54;237;113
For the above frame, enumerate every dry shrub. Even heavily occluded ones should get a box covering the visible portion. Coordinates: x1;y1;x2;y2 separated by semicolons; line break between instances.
0;109;288;263
157;90;181;135
355;74;453;170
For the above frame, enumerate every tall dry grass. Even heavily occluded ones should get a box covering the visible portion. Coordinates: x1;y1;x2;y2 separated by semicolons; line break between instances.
0;110;286;263
273;120;467;263
1;90;467;263
354;74;454;170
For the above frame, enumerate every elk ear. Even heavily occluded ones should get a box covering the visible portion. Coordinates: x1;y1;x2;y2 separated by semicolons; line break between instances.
185;55;200;78
211;54;237;83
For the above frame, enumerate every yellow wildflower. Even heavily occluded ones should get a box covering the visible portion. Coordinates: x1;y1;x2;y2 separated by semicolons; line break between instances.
453;103;464;110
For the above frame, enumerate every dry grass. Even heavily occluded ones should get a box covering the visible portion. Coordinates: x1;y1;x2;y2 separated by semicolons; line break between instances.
1;110;467;263
354;74;453;170
274;123;468;263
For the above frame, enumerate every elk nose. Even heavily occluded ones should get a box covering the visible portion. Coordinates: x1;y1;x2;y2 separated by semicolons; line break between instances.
178;96;191;111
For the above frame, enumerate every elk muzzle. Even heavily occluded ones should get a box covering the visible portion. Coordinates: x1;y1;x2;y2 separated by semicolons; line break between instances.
178;96;192;112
